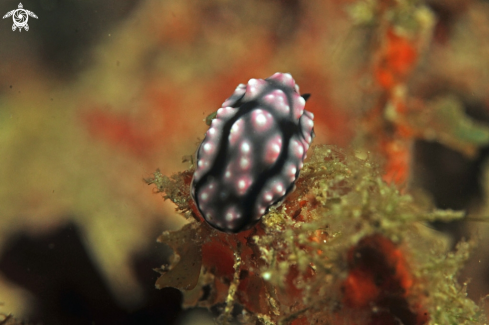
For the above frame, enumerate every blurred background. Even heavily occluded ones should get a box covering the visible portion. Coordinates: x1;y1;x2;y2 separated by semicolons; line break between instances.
0;0;489;324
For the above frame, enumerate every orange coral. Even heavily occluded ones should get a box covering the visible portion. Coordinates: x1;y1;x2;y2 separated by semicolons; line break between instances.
374;29;418;90
342;234;428;325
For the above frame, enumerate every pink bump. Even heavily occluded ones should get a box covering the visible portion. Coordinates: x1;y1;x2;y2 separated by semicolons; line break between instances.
287;165;297;182
263;93;275;103
291;139;304;158
199;181;217;209
253;209;264;220
264;192;273;202
239;157;251;170
194;157;211;179
200;191;209;201
289;165;297;176
236;176;252;195
264;89;290;115
225;207;240;222
225;167;232;179
222;84;246;107
203;142;213;153
210;118;224;133
228;118;245;145
292;94;305;120
274;182;286;196
267;72;282;82
300;114;314;135
264;134;283;164
245;78;267;99
297;144;304;156
217;106;237;119
268;72;296;88
240;141;251;154
282;73;294;86
251;109;273;132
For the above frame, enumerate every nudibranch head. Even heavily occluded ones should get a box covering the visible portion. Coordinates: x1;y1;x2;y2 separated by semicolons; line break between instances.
191;72;315;233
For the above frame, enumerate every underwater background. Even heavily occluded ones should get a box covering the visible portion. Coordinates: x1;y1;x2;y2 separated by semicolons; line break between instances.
1;0;489;324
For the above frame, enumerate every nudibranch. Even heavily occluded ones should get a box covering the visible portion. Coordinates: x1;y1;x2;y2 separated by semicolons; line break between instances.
191;73;314;233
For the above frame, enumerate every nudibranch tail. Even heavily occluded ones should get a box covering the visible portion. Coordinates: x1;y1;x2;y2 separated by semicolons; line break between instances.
191;72;315;233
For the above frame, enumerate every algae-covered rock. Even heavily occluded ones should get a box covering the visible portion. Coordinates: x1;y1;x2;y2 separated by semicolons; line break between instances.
147;144;487;324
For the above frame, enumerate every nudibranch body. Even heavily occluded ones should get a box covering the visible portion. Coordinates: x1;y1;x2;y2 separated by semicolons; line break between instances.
191;73;314;233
